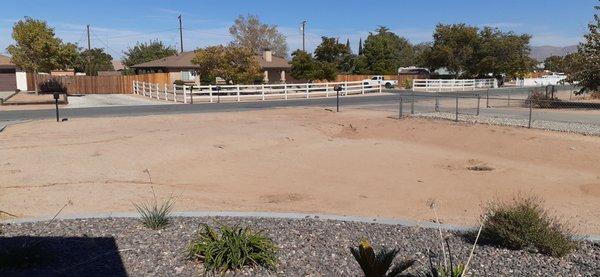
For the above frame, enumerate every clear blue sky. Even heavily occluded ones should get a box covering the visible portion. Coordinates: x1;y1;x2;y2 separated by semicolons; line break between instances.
0;0;596;58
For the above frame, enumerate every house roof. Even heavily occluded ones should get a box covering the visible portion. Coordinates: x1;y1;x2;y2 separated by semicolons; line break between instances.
0;54;16;69
112;60;125;71
131;51;291;70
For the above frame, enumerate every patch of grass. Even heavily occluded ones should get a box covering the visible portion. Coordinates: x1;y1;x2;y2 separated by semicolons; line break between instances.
478;196;576;257
350;239;415;277
186;223;278;272
133;196;173;230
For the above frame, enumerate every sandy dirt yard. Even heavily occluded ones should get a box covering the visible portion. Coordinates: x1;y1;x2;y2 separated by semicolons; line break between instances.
1;107;599;234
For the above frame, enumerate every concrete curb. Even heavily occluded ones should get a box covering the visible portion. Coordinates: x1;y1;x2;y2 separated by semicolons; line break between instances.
3;211;599;242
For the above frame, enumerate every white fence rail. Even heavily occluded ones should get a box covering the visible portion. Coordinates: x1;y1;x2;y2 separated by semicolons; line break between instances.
412;79;498;92
132;81;383;103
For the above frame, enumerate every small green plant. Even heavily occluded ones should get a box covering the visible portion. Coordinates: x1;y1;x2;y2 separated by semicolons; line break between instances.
350;239;415;277
478;195;576;257
527;90;560;108
133;169;173;230
187;223;278;272
403;79;413;89
422;239;465;277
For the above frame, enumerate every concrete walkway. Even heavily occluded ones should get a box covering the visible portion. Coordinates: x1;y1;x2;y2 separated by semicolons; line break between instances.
67;94;174;108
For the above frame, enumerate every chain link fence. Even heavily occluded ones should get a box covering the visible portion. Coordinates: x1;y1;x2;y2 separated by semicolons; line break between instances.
390;86;600;136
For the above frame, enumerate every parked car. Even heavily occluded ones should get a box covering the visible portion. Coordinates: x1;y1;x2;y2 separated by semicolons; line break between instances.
362;76;397;89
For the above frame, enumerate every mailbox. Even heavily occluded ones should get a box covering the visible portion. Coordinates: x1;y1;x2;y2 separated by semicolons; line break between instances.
334;85;343;92
53;92;60;100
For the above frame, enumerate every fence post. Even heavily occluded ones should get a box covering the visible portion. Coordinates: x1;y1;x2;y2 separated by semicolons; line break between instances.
344;81;348;95
209;84;213;103
142;82;146;96
508;88;511;107
284;84;288;100
435;93;439;112
183;85;187;104
237;85;240;102
411;91;415;115
155;84;160;100
173;84;177;102
132;81;136;94
336;89;340;112
399;94;403;119
262;84;265;101
455;94;459;122
486;88;490;108
164;84;168;100
528;99;533;128
190;85;194;104
306;83;310;98
361;82;365;94
326;83;329;97
476;94;481;116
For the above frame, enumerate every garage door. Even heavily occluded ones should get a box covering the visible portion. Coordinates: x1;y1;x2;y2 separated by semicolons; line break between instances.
0;68;17;91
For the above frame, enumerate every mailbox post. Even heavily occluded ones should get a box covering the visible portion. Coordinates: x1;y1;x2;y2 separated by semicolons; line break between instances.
216;86;221;103
334;85;343;112
53;92;60;122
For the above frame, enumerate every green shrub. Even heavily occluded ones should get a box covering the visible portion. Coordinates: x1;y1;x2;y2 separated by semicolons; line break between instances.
187;224;278;272
350;239;415;277
422;240;465;277
133;197;173;230
479;196;576;257
403;79;412;90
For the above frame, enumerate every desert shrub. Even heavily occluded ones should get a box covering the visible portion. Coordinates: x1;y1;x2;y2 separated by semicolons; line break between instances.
403;79;413;90
478;196;576;257
187;224;278;272
173;80;186;86
38;79;67;94
133;197;173;230
527;90;560;108
350;239;415;277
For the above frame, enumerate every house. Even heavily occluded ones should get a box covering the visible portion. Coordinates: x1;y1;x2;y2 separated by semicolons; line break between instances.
0;54;27;91
131;50;292;84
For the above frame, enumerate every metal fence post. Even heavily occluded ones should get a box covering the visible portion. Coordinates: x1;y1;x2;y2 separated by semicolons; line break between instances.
336;90;340;112
455;94;459;122
190;85;194;104
399;94;403;119
435;92;439;112
486;88;490;108
476;94;481;116
528;99;533;128
508;88;511;107
411;91;415;114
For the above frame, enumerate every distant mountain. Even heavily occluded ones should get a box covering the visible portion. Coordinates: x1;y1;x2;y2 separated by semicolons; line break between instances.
530;45;578;61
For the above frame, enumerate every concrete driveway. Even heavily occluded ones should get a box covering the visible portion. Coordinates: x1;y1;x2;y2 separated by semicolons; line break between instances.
67;94;174;108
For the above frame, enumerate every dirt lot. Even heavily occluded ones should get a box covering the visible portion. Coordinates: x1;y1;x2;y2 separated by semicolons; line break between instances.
1;107;599;234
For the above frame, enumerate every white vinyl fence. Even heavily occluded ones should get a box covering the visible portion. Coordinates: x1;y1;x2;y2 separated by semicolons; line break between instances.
132;81;383;103
412;79;498;92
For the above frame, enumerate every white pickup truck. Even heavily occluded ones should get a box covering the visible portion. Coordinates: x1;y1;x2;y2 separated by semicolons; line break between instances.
362;75;397;89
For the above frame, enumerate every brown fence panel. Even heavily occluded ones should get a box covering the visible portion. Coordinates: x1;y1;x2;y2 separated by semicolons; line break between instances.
32;73;171;94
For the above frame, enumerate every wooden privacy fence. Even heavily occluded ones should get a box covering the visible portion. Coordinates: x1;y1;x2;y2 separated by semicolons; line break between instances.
133;80;383;103
33;73;171;94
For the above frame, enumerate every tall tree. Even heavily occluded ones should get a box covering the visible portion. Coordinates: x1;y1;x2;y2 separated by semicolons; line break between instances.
422;24;479;76
75;48;115;76
362;26;414;74
358;38;363;55
346;39;351;53
191;45;262;84
289;50;337;81
314;37;350;64
567;3;600;94
229;14;288;57
121;40;177;68
544;55;565;72
475;27;533;78
7;17;78;73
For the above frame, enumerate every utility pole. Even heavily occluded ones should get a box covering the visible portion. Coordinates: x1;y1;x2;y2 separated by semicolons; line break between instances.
86;25;91;51
300;20;307;52
86;25;91;76
178;15;184;53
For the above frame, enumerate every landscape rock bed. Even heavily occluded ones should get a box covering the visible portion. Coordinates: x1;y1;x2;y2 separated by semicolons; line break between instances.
1;217;598;276
415;112;600;136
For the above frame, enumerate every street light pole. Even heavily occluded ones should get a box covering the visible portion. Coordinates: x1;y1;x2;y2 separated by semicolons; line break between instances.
178;15;184;53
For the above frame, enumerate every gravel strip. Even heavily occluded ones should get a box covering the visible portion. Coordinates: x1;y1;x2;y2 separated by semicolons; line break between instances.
0;217;598;276
414;112;600;136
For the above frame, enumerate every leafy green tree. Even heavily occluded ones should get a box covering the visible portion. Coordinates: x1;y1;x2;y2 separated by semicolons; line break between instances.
567;3;600;94
122;40;177;68
191;45;262;84
412;42;432;68
422;24;479;76
544;56;565;72
475;27;533;78
7;17;78;73
358;38;363;55
314;37;350;63
75;48;115;76
229;14;288;57
290;50;317;81
362;27;414;74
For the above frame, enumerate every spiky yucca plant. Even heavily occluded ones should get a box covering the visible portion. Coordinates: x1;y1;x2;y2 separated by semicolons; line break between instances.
350;239;416;277
133;197;173;230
